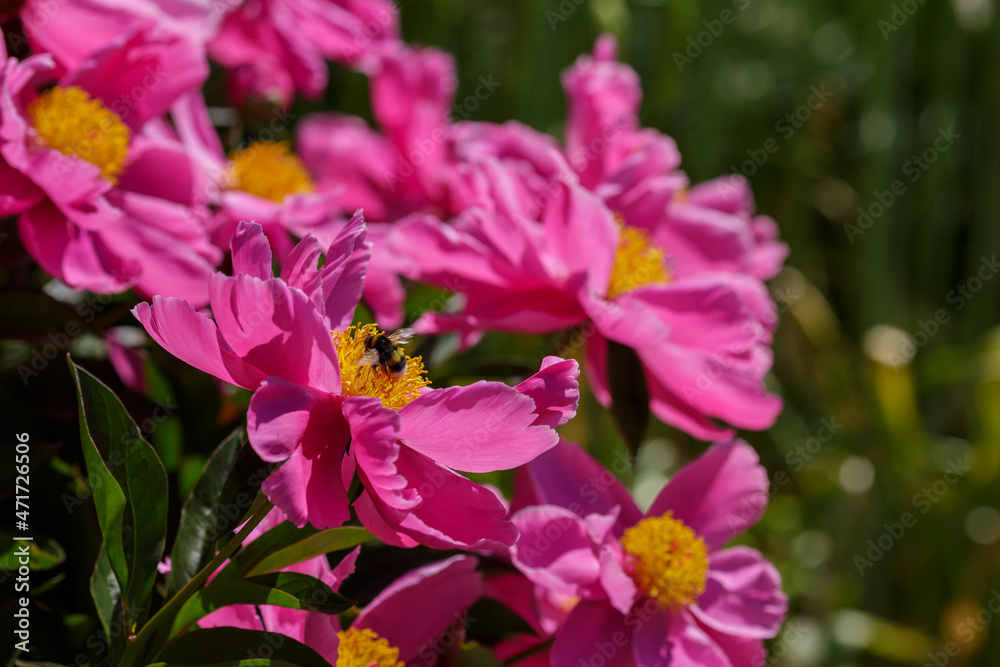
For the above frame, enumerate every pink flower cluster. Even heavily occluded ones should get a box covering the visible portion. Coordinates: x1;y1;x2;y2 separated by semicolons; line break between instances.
2;2;789;663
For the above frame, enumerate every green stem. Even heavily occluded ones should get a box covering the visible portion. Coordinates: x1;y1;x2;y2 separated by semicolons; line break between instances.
118;499;274;667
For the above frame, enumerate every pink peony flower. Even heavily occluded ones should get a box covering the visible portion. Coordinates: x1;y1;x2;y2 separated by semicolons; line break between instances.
562;35;788;281
133;220;579;549
396;181;781;440
508;440;787;666
1;25;221;305
18;0;219;75
295;43;458;326
200;507;482;667
208;0;401;106
169;90;340;262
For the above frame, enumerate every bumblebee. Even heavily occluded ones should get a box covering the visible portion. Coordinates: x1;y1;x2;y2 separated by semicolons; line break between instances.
356;327;415;378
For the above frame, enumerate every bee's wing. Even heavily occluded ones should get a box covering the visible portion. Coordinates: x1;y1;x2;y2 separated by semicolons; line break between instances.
387;327;416;345
356;348;381;366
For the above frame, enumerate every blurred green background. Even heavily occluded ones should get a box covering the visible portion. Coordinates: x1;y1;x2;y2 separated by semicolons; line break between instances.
3;1;1000;666
388;1;1000;665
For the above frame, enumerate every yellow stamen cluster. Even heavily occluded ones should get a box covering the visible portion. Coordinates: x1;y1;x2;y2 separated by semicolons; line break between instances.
332;324;431;411
27;86;131;184
606;224;669;299
620;511;709;611
335;627;404;667
226;140;314;202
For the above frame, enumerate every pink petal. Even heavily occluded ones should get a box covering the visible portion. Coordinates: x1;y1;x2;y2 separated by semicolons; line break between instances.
279;232;325;305
231;221;275;281
19;201;138;294
353;491;419;549
100;192;220;307
344;396;413;511
0;157;43;215
247;377;346;463
514;356;580;427
355;555;482;665
319;210;370;331
514;440;643;533
65;23;208;130
690;546;787;639
363;444;517;550
698;623;767;667
260;434;352;530
132;297;266;390
551;601;633;667
208;273;341;394
652;609;732;667
598;544;638;615
647;440;770;549
510;505;605;599
398;381;558;473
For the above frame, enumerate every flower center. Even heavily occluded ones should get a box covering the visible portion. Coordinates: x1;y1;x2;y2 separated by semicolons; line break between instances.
606;224;669;299
332;324;431;411
620;511;709;611
226;140;314;202
27;86;131;184
336;627;403;667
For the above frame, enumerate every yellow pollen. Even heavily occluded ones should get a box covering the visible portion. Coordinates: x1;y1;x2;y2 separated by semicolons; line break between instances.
335;627;404;667
620;511;709;611
606;223;669;299
227;140;314;202
333;324;431;411
27;86;131;184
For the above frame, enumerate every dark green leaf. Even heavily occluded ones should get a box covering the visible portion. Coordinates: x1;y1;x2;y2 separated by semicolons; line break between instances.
450;643;503;667
0;534;65;570
464;598;535;642
90;544;125;657
216;440;274;537
606;341;650;456
156;627;332;667
169;572;353;636
213;522;316;584
246;527;372;577
168;430;244;597
69;357;168;626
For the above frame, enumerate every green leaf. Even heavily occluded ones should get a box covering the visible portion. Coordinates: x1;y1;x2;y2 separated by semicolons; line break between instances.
169;572;354;637
451;643;503;667
606;340;650;456
246;527;372;577
464;598;535;642
69;357;168;626
167;430;244;597
216;440;273;537
212;522;316;584
0;535;65;570
90;544;125;656
155;627;332;667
